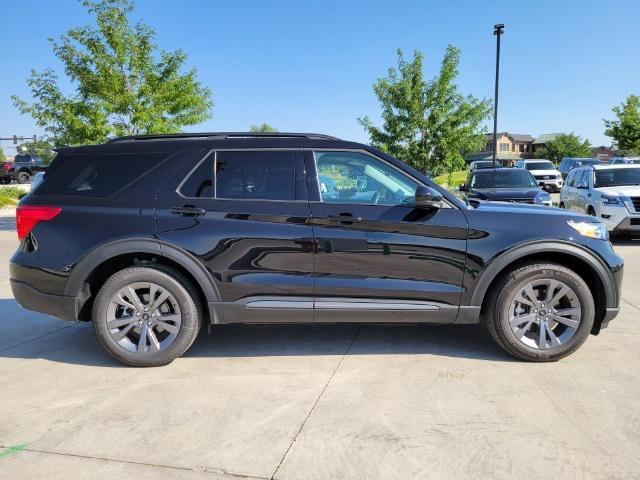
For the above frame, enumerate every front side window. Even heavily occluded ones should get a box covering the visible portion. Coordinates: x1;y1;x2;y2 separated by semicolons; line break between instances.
215;151;295;200
314;151;418;206
566;170;577;187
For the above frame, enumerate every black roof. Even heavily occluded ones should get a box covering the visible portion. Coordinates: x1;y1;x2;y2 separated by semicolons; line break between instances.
57;132;364;155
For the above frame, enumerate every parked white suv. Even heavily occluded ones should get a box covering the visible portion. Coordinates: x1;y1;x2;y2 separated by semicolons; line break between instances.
516;159;563;192
559;164;640;234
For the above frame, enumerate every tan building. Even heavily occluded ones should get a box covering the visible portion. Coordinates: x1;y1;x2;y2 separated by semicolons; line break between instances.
466;132;563;164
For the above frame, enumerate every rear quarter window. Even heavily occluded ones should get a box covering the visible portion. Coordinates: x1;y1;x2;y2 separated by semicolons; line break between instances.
37;152;166;196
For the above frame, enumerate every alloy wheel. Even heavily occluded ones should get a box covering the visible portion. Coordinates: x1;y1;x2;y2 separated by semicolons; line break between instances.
508;279;581;350
106;282;182;354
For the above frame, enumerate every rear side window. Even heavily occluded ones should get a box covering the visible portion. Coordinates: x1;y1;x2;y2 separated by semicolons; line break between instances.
38;152;165;196
566;170;576;187
215;151;295;200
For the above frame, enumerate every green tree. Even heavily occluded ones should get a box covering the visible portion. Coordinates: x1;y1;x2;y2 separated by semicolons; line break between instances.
534;133;592;164
0;146;5;162
359;46;491;176
12;0;212;146
249;123;278;132
604;95;640;155
17;138;56;164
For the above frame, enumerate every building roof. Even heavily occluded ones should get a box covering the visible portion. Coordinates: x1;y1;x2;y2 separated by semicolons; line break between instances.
532;133;563;144
486;132;534;142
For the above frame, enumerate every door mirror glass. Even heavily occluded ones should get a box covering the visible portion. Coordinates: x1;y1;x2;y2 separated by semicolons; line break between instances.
415;185;443;209
458;183;466;192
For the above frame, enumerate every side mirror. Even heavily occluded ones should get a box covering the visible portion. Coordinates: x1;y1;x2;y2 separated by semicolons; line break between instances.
458;183;467;192
415;185;443;209
575;180;588;189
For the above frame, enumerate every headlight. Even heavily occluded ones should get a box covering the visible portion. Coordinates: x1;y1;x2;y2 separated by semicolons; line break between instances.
567;220;608;240
602;195;621;205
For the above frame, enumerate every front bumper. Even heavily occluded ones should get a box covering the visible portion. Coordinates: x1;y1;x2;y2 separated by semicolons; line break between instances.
10;279;79;321
537;179;563;191
599;205;640;232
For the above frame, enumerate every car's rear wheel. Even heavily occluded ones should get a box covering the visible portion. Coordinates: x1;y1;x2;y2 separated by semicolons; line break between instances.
17;171;31;184
92;265;201;367
486;262;594;362
559;202;565;209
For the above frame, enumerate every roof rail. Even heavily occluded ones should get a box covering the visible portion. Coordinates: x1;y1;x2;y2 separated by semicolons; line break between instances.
107;132;340;143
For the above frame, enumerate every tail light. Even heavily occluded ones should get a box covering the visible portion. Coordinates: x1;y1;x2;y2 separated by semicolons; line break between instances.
1;162;11;172
16;205;62;240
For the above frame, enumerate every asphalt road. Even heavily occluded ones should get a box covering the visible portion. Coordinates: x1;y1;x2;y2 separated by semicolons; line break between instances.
1;208;639;480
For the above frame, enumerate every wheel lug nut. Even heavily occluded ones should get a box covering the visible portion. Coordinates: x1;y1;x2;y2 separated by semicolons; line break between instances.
534;309;537;312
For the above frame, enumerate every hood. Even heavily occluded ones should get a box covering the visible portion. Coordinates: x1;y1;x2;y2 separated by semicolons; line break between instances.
595;185;640;197
468;188;543;201
471;200;590;218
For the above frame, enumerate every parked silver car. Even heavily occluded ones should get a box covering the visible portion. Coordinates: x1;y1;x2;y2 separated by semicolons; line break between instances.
559;164;640;234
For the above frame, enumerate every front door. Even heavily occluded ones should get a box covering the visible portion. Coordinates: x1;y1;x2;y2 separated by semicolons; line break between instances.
307;150;468;323
156;149;315;323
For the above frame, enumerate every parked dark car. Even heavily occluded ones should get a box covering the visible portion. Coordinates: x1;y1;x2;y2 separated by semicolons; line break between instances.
1;154;48;184
10;133;623;366
459;168;553;206
558;157;601;180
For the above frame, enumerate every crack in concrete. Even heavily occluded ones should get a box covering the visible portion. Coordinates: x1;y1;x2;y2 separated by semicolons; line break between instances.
0;324;73;354
0;445;268;480
622;298;640;311
269;325;362;480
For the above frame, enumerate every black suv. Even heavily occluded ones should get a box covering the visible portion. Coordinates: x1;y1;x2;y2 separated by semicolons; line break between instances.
10;133;623;366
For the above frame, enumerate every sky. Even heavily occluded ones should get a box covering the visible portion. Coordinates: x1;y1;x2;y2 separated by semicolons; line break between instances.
1;0;639;156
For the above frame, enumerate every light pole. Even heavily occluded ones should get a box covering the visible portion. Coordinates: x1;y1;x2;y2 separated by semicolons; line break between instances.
492;23;504;169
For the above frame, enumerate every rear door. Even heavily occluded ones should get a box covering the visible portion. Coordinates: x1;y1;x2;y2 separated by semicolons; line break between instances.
155;149;315;323
307;150;468;323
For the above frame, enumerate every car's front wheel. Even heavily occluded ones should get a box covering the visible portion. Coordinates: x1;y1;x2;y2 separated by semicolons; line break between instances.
17;171;31;184
486;262;594;362
92;265;201;367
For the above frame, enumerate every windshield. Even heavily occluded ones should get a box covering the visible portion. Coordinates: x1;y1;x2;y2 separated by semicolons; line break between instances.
525;161;554;170
576;159;600;167
469;171;538;189
594;168;640;187
473;162;494;169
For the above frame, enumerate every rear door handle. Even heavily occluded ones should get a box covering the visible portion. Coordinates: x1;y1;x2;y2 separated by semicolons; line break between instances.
170;206;206;217
326;213;362;224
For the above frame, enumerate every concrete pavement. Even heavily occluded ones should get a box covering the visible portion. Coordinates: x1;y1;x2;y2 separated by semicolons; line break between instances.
1;207;639;479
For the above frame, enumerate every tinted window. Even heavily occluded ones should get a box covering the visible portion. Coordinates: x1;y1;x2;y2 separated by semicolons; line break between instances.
215;151;295;200
525;161;554;170
595;168;640;187
469;170;537;189
180;156;213;197
37;152;165;196
566;170;577;187
314;151;418;206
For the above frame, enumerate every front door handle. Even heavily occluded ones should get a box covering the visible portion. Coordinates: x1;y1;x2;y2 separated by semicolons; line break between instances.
170;206;206;217
326;213;362;224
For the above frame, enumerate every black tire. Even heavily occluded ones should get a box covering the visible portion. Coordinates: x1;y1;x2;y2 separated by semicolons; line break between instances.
17;171;31;184
587;207;596;216
486;262;594;362
0;176;10;185
558;202;565;209
92;265;202;367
